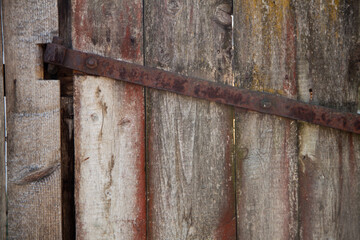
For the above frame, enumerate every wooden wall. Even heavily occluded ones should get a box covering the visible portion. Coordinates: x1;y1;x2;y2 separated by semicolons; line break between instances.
1;0;359;239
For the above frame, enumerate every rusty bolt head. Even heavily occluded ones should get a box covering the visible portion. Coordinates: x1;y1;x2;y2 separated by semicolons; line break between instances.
261;99;272;109
86;57;98;69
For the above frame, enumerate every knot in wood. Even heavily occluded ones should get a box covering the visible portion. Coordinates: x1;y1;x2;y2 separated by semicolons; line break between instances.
166;0;181;15
214;4;232;27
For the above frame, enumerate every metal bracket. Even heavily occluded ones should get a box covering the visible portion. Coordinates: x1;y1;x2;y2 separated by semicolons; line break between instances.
44;40;360;134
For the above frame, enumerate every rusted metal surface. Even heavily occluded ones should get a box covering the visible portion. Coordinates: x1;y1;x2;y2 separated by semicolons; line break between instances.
44;42;360;134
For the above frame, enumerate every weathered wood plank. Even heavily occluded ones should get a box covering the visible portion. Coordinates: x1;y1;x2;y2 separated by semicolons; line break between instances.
3;0;61;239
294;1;360;239
233;0;298;239
145;1;236;239
72;1;146;239
0;13;5;240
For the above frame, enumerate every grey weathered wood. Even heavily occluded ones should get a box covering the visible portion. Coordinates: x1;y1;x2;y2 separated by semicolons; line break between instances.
3;0;61;238
72;1;146;239
295;1;360;239
233;1;298;239
145;1;236;239
0;12;5;240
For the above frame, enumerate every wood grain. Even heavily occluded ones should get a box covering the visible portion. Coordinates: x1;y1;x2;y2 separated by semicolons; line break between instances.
0;13;5;240
145;1;236;239
72;0;146;239
294;1;360;238
3;0;61;239
233;0;298;239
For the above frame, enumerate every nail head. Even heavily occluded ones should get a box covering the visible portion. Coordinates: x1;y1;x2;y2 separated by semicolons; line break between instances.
86;57;98;69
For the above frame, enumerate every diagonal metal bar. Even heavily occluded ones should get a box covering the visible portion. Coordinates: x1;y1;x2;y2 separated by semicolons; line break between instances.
44;42;360;134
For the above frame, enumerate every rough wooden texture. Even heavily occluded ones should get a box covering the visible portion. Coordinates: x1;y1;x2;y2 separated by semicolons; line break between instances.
72;1;146;239
145;1;235;239
295;1;360;239
0;14;5;240
233;1;298;239
3;0;61;239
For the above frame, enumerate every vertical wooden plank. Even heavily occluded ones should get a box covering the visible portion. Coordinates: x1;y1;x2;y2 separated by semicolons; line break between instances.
3;0;61;239
295;1;360;239
145;1;236;239
233;1;298;239
72;1;146;239
0;10;5;240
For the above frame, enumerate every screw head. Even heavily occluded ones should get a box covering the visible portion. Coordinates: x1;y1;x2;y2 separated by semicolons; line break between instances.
86;57;98;69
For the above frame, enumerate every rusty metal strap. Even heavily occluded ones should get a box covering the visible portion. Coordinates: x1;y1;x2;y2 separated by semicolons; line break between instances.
44;42;360;134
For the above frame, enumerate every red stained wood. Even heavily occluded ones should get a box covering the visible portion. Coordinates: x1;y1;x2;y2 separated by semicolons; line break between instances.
295;1;360;238
72;0;146;239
